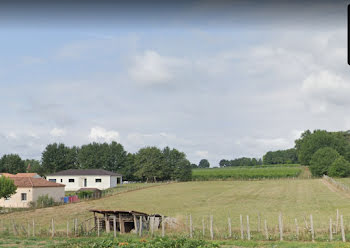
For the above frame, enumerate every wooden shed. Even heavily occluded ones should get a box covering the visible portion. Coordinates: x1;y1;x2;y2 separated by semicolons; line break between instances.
90;209;158;233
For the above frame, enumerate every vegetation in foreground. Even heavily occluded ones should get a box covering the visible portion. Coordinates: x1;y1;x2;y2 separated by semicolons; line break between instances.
192;166;302;180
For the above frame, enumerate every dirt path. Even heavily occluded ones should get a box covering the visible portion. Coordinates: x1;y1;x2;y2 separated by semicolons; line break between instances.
321;178;350;199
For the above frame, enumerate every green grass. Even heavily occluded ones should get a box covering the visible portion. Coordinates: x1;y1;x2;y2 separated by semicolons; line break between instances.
192;166;302;180
1;178;350;241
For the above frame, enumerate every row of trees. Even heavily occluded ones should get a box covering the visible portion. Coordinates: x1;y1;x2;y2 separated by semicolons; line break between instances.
262;148;298;165
219;157;262;167
0;142;193;182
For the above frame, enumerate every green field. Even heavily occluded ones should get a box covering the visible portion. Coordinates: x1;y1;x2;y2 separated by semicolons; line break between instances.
192;166;302;180
1;178;350;242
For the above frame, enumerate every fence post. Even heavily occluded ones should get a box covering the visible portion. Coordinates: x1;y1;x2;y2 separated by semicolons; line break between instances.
336;209;339;234
210;215;214;240
246;215;251;241
202;217;205;237
189;215;193;238
27;222;30;238
258;213;261;232
278;212;283;241
150;217;154;237
264;219;268;240
240;214;244;240
341;215;346;242
295;218;299;240
32;219;35;237
51;218;55;237
162;215;165;237
66;221;69;237
310;214;314;242
329;218;333;241
228;217;232;238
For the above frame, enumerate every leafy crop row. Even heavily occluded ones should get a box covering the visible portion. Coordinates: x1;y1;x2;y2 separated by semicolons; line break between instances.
192;167;302;180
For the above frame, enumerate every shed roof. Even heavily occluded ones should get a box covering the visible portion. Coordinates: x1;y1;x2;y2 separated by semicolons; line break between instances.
89;209;148;216
48;169;122;176
10;177;65;188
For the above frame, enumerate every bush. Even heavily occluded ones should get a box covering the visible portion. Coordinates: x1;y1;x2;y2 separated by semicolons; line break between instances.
29;194;56;208
328;156;350;177
310;147;340;177
77;190;93;199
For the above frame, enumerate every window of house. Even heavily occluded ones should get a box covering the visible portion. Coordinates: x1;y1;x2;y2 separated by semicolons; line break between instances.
21;193;27;201
69;179;75;183
95;178;102;183
49;179;56;182
60;179;63;182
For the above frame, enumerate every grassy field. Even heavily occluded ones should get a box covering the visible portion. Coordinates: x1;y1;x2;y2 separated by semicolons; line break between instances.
192;166;302;180
1;178;350;241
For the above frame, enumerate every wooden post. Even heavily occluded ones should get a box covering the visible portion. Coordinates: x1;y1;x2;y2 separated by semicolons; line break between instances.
246;215;251;241
105;215;110;233
278;212;283;241
150;217;154;236
32;219;35;237
67;221;69;237
264;219;268;240
162;215;165;237
189;215;193;238
139;216;143;237
329;218;333;241
97;217;100;237
310;214;314;242
336;209;339;234
295;218;299;240
240;214;244;240
341;215;346;242
202;217;205;237
258;213;261;232
210;215;214;240
132;215;137;234
303;216;309;230
228;217;232;238
113;216;117;238
27;222;30;238
119;213;125;234
51;218;54;237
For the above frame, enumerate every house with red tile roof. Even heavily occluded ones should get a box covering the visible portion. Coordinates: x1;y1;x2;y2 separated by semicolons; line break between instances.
0;177;65;208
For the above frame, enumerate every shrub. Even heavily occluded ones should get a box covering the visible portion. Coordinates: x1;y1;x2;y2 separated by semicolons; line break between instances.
29;194;56;208
310;147;340;177
77;190;93;199
328;156;350;177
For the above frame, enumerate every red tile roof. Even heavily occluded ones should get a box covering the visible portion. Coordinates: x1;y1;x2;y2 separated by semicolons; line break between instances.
0;173;15;177
9;177;65;188
12;173;39;178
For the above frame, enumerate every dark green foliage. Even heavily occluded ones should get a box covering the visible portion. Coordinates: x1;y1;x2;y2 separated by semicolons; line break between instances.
198;159;210;168
57;236;219;248
328;156;350;177
29;194;55;208
191;163;198;169
220;157;263;167
310;147;340;177
0;176;17;199
41;143;79;173
77;190;93;199
263;149;298;164
0;154;26;174
295;130;350;165
24;159;45;176
134;147;164;182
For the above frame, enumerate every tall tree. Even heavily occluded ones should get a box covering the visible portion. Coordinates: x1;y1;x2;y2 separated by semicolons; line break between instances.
0;176;17;199
198;159;210;168
41;143;77;173
134;147;164;182
310;147;340;177
0;154;25;174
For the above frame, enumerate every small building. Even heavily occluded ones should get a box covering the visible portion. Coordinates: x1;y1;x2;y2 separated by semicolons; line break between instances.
0;177;65;208
46;169;122;191
90;209;162;233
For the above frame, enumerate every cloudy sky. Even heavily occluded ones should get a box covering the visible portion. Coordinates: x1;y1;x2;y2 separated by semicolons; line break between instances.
0;0;349;166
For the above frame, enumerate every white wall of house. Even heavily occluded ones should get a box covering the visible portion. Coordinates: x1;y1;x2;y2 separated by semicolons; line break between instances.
46;175;122;191
0;187;65;208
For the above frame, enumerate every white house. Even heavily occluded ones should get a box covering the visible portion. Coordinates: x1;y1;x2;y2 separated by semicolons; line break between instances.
0;177;65;208
46;169;122;191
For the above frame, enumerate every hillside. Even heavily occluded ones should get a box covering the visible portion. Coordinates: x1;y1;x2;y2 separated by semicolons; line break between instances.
1;178;350;238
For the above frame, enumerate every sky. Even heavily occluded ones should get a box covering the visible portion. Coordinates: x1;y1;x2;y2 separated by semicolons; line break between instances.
0;0;349;166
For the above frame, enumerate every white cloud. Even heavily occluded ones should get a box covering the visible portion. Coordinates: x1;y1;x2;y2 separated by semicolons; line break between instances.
301;70;350;113
128;50;188;84
88;127;120;143
195;150;209;158
50;128;66;137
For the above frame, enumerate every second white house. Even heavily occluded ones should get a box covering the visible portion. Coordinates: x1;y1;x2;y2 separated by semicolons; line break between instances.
46;169;122;191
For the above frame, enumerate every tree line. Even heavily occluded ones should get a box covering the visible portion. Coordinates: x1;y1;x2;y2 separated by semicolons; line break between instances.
0;142;193;182
219;157;262;167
